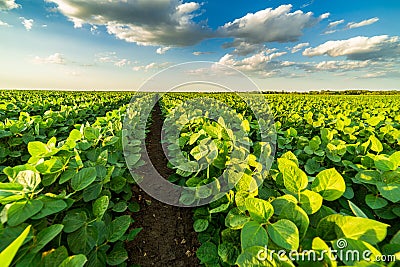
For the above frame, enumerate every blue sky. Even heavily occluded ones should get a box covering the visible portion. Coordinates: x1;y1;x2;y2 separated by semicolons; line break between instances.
0;0;399;91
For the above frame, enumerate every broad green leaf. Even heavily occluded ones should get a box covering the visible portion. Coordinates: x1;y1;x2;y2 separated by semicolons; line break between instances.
281;151;299;166
365;194;388;209
7;200;43;226
71;167;97;191
84;127;100;141
42;246;69;267
225;207;250;230
110;176;126;192
218;242;239;266
389;151;400;168
377;182;400;202
127;228;142;241
299;190;323;214
62;211;87;233
112;202;128;213
317;214;389;244
67;224;98;254
83;183;103;202
106;242;128;266
92;196;109;219
278;158;308;194
279;201;309;238
241;221;268;250
59;255;87;267
0;225;31;267
245;198;274;224
196;242;218;264
369;135;383;153
354;170;381;185
108;215;131;242
193;219;209;233
32;224;64;253
14;170;41;192
374;155;396;171
366;115;384;126
312;168;345;201
267;219;299;250
27;141;48;156
31;197;67;219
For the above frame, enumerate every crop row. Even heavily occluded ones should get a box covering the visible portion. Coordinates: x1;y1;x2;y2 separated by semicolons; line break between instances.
159;93;400;266
0;93;154;267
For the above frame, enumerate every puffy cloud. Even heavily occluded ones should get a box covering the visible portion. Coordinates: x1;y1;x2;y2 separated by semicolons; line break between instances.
156;47;171;55
20;17;34;31
219;5;325;44
320;13;330;20
132;62;171;72
303;35;400;60
347;17;379;29
217;49;287;77
0;0;19;10
0;19;10;27
222;40;265;56
291;42;310;53
33;53;66;64
45;0;212;46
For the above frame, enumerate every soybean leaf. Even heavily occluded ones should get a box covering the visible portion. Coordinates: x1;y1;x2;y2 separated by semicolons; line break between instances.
267;219;299;250
312;168;345;201
7;200;43;226
241;221;268;250
71;167;97;191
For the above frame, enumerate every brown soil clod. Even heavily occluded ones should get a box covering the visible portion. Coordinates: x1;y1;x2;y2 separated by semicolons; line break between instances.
126;100;201;267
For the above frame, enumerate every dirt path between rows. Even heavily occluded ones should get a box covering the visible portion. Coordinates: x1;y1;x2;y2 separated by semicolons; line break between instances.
126;99;200;267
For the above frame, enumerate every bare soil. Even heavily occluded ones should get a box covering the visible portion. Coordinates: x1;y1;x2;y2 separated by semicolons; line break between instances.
126;100;200;267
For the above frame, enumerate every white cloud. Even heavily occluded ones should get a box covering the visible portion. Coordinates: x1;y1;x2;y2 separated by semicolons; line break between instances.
192;51;213;56
132;62;171;72
0;0;20;10
33;53;66;64
222;40;265;56
320;13;330;20
114;59;130;67
0;20;10;27
217;49;287;77
314;60;371;71
219;5;325;44
45;0;212;47
156;47;171;55
303;35;400;60
328;19;344;28
347;17;379;29
20;17;34;31
323;29;337;35
95;51;131;67
291;42;310;53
